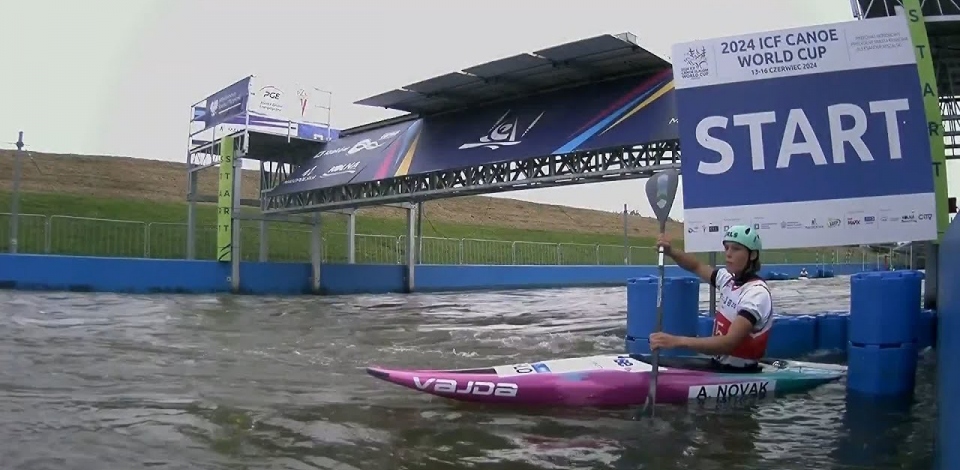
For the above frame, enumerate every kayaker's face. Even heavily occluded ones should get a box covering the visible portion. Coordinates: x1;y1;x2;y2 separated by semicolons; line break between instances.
723;242;750;274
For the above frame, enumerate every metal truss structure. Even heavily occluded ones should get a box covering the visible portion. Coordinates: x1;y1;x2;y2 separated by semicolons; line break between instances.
853;0;960;160
258;32;679;214
184;78;332;261
262;140;680;213
933;29;960;160
199;20;960;225
178;10;959;301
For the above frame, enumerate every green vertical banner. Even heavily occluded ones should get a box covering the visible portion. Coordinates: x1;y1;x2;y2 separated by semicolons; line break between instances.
216;137;235;262
903;0;949;240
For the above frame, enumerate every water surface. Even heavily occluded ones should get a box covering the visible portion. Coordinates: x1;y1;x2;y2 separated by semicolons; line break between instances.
0;276;937;469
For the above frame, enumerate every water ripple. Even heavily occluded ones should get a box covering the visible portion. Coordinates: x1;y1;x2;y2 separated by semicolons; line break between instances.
0;276;936;469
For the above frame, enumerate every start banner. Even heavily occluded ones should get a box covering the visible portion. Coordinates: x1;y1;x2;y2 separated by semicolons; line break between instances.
672;15;936;252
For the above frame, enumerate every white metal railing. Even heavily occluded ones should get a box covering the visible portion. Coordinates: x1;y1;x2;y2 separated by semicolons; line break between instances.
0;212;908;267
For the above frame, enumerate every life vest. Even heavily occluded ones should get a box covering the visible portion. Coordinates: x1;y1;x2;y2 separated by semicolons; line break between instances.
712;268;774;368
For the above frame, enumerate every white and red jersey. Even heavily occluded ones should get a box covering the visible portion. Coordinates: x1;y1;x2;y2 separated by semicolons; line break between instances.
710;268;774;368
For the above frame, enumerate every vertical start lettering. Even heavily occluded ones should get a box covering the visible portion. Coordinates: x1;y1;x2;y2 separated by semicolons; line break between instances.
903;0;950;239
216;137;236;262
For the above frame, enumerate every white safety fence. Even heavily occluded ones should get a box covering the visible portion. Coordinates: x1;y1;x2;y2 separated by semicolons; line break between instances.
0;212;906;268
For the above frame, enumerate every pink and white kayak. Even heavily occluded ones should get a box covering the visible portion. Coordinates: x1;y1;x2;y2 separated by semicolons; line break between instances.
366;354;846;407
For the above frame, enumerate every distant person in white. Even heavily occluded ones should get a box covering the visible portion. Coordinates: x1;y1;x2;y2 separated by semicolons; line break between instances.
649;225;774;371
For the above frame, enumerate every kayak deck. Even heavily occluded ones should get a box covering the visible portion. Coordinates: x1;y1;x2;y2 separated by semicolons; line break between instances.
367;354;847;407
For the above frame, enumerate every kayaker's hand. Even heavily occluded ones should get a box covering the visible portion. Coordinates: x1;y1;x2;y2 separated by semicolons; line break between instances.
649;332;683;350
656;234;672;256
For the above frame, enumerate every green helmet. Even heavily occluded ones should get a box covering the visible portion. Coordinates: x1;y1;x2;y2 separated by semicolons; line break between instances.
723;225;762;251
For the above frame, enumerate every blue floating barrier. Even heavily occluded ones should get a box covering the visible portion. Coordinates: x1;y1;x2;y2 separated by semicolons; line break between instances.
767;315;818;358
917;309;936;350
817;312;849;351
836;392;915;466
847;342;918;396
849;271;921;346
623;340;644;356
697;315;714;338
625;276;699;357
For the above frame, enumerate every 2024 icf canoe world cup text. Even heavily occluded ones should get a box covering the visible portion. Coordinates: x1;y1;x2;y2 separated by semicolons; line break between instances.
723;28;840;77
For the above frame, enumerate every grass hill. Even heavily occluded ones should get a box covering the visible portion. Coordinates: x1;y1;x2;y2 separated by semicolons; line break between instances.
0;149;682;238
0;149;709;264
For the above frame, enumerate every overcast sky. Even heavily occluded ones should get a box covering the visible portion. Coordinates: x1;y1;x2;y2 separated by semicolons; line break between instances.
2;0;957;220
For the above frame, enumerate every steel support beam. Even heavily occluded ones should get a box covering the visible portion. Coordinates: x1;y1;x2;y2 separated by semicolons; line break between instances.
347;211;357;264
262;140;681;214
310;213;322;294
230;145;244;294
405;205;417;292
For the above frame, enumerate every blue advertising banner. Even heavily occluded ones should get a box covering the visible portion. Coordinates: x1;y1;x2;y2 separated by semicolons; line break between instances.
413;70;676;174
673;15;936;252
202;77;251;130
269;120;421;195
267;70;678;196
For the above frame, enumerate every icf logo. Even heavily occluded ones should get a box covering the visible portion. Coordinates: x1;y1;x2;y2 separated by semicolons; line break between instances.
458;110;545;150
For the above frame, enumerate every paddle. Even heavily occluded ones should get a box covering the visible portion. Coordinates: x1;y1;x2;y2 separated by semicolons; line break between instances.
636;168;680;419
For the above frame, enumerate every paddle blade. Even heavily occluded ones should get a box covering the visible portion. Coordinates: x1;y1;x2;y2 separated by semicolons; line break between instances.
644;169;680;226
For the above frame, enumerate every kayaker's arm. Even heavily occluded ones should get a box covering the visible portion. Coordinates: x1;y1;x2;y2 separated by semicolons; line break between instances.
665;245;716;285
678;315;755;355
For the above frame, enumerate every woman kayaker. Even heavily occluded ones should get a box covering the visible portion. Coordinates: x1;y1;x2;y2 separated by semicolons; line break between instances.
648;225;773;371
